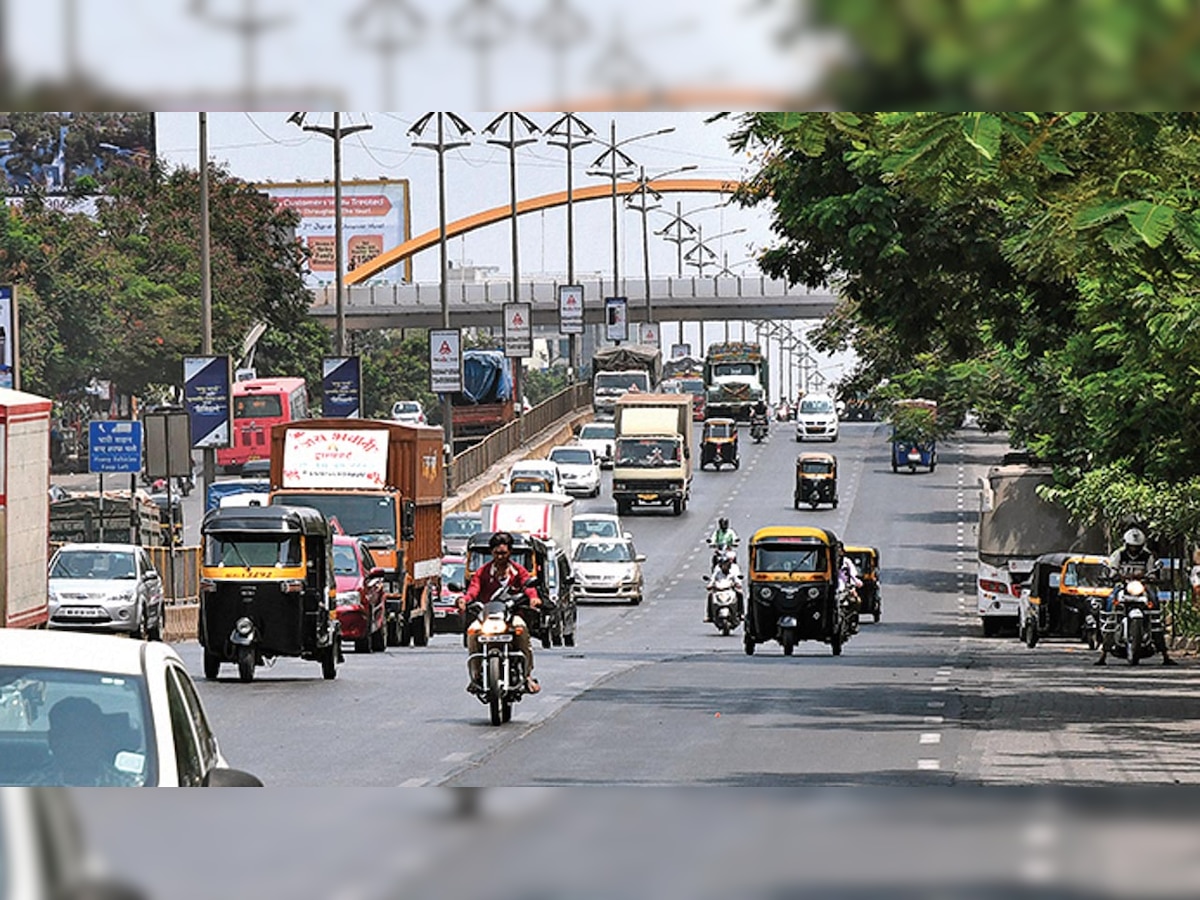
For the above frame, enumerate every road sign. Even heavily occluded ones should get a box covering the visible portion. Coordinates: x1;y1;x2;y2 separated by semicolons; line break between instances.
504;302;531;358
322;356;362;418
430;329;463;393
88;420;142;474
605;297;628;343
558;284;584;334
183;355;232;448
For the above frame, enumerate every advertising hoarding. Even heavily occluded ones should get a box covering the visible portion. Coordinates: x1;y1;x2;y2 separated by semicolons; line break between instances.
605;297;628;343
183;356;232;449
0;286;13;389
281;427;390;489
322;356;362;418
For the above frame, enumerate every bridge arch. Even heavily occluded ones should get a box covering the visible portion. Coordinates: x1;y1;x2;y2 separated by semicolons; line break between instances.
346;178;741;285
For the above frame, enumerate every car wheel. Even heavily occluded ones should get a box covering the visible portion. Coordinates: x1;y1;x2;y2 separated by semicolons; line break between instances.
147;604;163;642
631;592;643;606
982;618;999;638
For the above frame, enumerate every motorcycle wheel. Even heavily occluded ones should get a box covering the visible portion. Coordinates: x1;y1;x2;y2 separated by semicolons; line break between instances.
1025;621;1039;649
1086;629;1097;651
488;655;504;725
203;650;221;681
1128;618;1143;666
781;628;795;656
321;641;338;680
501;698;512;723
831;629;843;656
541;625;553;650
720;622;731;636
237;645;255;684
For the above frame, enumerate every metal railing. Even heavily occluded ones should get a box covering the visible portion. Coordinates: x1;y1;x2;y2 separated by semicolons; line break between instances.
450;382;591;491
147;546;201;604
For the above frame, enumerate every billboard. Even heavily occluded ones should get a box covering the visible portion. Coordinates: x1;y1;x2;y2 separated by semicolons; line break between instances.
322;356;362;419
260;179;412;287
0;112;155;195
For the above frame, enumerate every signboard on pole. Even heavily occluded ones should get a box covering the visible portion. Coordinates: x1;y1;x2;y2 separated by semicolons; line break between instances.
143;410;192;479
558;284;584;334
605;297;628;343
429;329;463;394
641;323;660;347
87;420;142;474
183;356;232;449
671;343;692;359
0;285;14;389
504;302;532;358
322;356;362;419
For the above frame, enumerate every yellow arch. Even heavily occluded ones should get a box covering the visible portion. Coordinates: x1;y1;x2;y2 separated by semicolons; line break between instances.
346;178;742;285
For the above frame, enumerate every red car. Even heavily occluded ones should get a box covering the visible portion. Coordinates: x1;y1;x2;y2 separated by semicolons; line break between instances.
332;535;387;653
433;555;467;636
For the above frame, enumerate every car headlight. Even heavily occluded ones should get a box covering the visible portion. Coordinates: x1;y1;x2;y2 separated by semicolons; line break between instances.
758;586;773;599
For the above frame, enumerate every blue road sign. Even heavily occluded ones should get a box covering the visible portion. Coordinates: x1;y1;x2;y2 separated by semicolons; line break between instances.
88;420;143;474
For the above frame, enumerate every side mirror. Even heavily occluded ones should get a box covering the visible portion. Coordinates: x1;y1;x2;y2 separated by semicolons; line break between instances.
401;499;416;542
635;554;647;563
204;766;264;787
624;532;633;540
701;574;710;582
448;582;464;593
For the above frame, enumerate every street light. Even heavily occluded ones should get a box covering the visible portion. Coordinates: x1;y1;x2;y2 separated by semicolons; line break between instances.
684;226;747;278
656;199;730;277
624;163;697;329
288;112;373;357
587;122;675;304
410;112;473;457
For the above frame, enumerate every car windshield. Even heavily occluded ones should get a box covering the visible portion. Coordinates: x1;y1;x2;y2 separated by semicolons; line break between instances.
271;493;395;543
234;395;282;419
468;548;532;574
801;399;834;414
615;438;679;467
0;666;155;786
551;449;592;466
595;372;649;391
441;561;465;585
443;516;481;538
574;519;618;540
50;550;137;580
579;424;615;440
511;480;549;493
754;543;828;574
203;533;302;567
332;544;360;576
576;541;633;563
714;363;756;377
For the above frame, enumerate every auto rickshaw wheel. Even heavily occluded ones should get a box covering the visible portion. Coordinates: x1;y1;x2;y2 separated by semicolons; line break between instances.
891;461;898;472
237;646;255;683
831;629;843;656
203;650;221;681
355;636;371;653
810;500;819;510
781;629;796;656
832;498;839;509
1024;621;1039;649
671;498;683;516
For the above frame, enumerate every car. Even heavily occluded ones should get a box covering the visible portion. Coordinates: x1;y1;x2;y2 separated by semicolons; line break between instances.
391;400;426;425
442;511;483;556
572;536;646;605
47;543;166;641
571;512;630;555
434;555;467;635
0;629;261;786
795;393;840;442
332;535;388;653
576;421;616;468
502;459;563;494
548;445;602;498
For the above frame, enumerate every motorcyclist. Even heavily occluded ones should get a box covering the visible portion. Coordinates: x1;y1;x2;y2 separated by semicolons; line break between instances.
1095;528;1174;666
706;553;744;621
709;517;739;567
459;531;542;693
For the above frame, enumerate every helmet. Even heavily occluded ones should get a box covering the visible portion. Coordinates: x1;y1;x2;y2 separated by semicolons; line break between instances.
1125;579;1146;597
719;517;729;530
1123;527;1146;548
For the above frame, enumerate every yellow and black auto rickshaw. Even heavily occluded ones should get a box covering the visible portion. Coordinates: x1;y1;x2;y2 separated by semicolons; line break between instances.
794;452;838;509
199;504;341;683
745;526;857;656
844;544;881;623
700;417;740;470
1017;552;1108;649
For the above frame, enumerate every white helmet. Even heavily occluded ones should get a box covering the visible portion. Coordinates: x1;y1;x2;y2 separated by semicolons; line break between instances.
1123;527;1146;548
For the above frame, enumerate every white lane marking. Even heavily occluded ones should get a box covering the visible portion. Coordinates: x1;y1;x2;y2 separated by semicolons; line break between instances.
399;777;428;787
917;759;941;771
442;751;471;763
920;733;942;745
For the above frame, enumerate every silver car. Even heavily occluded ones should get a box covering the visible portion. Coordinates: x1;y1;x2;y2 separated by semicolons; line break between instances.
572;537;646;605
47;543;165;640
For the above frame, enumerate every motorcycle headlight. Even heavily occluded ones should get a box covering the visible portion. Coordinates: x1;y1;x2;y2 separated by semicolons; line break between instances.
481;617;506;635
235;617;255;636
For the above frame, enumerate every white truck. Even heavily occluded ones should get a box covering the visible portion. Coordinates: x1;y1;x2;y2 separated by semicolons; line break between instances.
591;344;663;420
612;393;694;516
977;459;1105;636
0;388;52;629
479;492;575;550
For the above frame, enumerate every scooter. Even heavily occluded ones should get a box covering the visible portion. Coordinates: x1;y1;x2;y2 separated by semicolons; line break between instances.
703;571;743;635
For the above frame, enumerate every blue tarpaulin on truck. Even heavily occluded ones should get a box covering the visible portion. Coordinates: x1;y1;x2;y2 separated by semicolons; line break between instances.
460;350;513;404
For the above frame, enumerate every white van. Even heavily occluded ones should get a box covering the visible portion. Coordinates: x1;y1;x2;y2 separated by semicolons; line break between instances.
795;394;840;442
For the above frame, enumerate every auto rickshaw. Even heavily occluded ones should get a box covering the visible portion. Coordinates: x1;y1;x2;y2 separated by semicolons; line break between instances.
1017;552;1108;649
794;452;838;509
199;504;341;683
844;545;881;623
700;418;740;470
509;475;554;493
745;526;857;656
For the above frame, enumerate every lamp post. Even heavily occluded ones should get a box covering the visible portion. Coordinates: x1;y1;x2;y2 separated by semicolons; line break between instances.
545;112;594;381
199;113;215;498
410;112;473;454
624;163;696;331
288;112;373;357
684;226;746;278
587;122;675;307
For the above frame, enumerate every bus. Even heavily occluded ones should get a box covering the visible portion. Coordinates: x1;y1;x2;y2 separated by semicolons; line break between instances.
217;377;308;473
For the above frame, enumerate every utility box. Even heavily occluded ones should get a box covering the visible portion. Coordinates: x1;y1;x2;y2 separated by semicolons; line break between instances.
0;388;52;628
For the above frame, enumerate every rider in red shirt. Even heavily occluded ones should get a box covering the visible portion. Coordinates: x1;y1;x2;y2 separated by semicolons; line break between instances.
459;531;542;694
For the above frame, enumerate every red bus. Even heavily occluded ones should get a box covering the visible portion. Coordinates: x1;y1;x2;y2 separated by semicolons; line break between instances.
218;377;308;473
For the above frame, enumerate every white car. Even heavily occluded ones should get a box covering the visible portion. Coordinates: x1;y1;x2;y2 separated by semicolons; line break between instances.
576;421;616;468
795;394;840;442
391;400;426;424
572;537;646;605
0;629;261;787
548;445;602;498
571;513;630;555
48;543;166;640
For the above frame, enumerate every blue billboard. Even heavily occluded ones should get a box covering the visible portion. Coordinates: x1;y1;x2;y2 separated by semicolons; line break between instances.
183;355;232;448
322;356;362;418
88;420;142;474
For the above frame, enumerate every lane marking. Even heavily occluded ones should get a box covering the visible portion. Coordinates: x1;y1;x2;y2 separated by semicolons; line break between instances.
399;777;428;787
917;759;941;771
441;751;471;763
920;733;942;745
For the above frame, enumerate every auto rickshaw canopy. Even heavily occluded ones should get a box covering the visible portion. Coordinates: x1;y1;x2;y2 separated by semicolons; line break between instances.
797;452;836;476
748;525;840;581
703;418;738;440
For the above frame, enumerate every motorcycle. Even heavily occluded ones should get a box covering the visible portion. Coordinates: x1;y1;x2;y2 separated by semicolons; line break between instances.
704;570;743;635
708;538;739;571
750;413;769;444
466;583;535;725
1099;579;1163;666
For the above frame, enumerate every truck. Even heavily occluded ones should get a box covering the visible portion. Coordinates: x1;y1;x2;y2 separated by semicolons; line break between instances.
976;459;1106;636
591;344;663;420
479;492;575;552
452;350;515;448
269;418;445;648
49;491;165;546
703;342;768;422
611;392;694;516
0;389;51;629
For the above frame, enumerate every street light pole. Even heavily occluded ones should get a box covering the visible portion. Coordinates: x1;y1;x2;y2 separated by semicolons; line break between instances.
625;163;696;330
289;112;373;357
545;112;594;381
199;112;215;498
